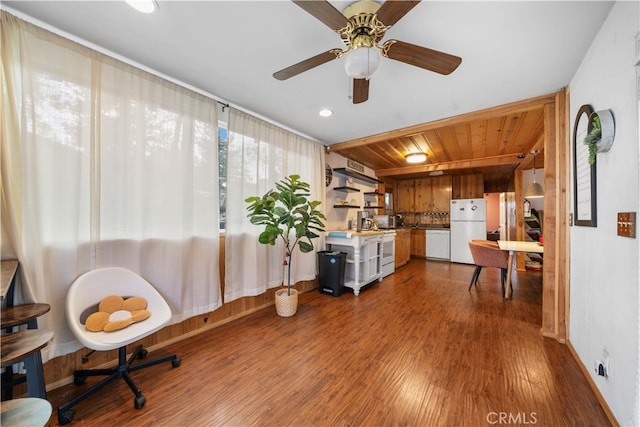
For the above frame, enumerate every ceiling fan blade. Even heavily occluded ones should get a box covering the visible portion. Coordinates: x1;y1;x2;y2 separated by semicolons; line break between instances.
273;50;340;80
375;0;421;27
292;0;348;31
384;40;462;75
353;79;369;104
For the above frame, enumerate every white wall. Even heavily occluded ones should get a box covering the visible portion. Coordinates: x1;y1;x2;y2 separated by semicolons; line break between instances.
569;2;639;426
325;152;380;231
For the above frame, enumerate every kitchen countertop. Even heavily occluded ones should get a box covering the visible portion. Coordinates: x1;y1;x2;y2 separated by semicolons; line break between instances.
326;230;389;237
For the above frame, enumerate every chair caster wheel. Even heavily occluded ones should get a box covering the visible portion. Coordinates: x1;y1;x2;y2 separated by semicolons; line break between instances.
134;395;146;409
58;409;75;425
74;375;87;385
172;358;181;368
138;349;148;359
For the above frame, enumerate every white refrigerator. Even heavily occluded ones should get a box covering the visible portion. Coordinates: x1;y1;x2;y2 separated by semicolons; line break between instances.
450;198;487;264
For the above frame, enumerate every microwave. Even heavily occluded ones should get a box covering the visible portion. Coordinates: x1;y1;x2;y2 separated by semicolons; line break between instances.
373;214;396;229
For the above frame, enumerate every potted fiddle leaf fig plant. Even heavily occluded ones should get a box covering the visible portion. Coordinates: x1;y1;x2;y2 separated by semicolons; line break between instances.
245;174;326;317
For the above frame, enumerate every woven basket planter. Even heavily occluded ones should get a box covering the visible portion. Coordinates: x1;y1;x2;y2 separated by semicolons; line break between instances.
274;288;298;317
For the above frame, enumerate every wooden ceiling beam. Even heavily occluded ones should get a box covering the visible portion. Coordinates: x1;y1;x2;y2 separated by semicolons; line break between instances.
515;134;545;170
328;92;556;151
376;153;524;177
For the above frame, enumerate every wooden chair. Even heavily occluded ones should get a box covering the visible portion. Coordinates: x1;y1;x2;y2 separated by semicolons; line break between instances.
467;240;510;293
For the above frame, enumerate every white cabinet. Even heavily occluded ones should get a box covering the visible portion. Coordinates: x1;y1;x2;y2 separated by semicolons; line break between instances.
364;237;382;283
325;232;384;295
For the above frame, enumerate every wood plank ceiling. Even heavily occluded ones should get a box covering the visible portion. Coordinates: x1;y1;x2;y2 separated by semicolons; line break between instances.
328;95;550;190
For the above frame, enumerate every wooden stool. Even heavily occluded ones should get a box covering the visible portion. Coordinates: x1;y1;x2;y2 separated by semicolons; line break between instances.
1;303;51;330
1;397;52;427
1;259;51;400
1;304;51;400
1;329;53;399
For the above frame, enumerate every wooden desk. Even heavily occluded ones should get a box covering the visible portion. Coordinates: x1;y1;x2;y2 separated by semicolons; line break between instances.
1;397;52;427
1;259;19;301
498;240;544;299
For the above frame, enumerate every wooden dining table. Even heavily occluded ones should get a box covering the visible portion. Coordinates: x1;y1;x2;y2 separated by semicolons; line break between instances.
498;240;544;299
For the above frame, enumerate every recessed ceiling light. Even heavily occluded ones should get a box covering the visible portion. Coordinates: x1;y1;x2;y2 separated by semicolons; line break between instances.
125;0;158;14
318;109;333;118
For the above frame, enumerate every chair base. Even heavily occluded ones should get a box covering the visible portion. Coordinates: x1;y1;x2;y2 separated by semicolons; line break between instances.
468;267;511;295
468;266;483;291
57;345;180;425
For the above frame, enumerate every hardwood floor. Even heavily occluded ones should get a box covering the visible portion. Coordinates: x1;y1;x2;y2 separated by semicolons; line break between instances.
45;259;610;426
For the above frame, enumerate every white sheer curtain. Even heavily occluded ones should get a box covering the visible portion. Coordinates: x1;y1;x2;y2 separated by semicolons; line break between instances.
1;11;221;360
224;108;325;302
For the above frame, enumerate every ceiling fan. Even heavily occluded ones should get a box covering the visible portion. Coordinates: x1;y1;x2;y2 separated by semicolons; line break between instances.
273;0;462;104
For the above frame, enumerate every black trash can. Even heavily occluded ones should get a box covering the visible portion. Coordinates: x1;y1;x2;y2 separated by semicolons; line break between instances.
317;251;346;297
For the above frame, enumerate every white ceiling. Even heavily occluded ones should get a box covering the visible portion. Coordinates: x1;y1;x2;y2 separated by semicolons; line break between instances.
4;1;614;145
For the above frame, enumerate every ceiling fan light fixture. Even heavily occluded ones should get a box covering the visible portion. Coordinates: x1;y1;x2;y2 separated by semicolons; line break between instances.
343;47;380;79
406;152;427;164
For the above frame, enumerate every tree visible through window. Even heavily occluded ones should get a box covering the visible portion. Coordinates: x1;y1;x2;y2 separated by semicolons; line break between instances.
218;104;229;230
219;124;228;230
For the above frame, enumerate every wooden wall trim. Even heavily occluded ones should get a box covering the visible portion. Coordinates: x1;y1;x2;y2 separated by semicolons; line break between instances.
556;88;570;341
515;169;526;271
540;87;568;342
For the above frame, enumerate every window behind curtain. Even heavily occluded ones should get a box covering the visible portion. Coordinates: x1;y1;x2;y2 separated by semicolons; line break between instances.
223;108;325;302
1;11;222;360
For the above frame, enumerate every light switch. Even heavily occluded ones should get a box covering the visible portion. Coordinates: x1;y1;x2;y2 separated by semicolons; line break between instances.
617;212;636;238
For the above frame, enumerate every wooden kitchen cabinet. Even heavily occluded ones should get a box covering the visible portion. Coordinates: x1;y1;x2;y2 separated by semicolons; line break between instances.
394;228;411;268
395;179;415;212
452;174;484;199
414;178;430;211
410;229;426;258
414;176;452;212
430;176;452;211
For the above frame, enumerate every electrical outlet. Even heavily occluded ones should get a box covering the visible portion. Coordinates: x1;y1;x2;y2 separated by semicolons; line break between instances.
617;212;636;238
595;349;610;378
594;360;608;377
